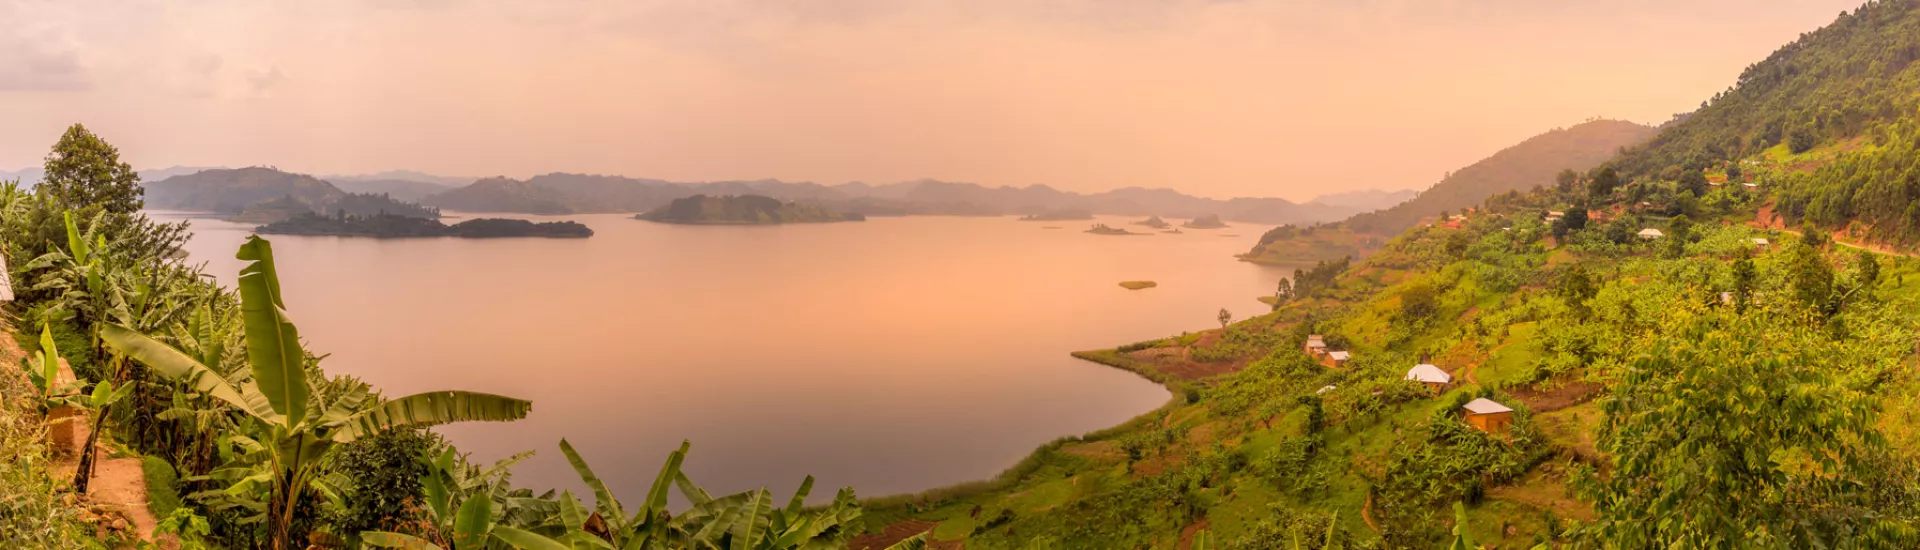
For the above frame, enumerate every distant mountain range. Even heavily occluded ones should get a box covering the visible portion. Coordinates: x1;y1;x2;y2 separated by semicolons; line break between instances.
80;165;1417;227
412;174;1409;225
143;167;437;222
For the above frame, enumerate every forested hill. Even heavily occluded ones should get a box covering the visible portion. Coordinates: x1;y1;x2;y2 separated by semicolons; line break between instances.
1242;119;1654;263
1343;120;1656;234
143;167;437;221
1608;0;1920;177
635;194;864;224
1599;0;1920;247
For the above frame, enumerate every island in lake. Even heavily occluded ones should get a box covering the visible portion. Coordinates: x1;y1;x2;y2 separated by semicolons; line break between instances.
257;212;593;238
636;194;864;224
1182;214;1230;229
1086;223;1148;235
1132;215;1171;229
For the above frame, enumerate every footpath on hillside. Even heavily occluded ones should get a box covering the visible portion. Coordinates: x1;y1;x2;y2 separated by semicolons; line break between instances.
0;322;160;547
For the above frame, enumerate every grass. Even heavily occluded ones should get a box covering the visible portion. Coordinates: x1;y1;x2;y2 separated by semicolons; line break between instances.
0;340;93;549
142;455;184;521
1480;322;1543;386
1119;280;1158;290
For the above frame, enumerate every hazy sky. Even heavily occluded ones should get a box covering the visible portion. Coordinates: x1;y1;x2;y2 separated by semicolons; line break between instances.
0;0;1864;200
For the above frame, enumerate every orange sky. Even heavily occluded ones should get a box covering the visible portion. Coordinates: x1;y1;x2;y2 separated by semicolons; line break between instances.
0;0;1866;200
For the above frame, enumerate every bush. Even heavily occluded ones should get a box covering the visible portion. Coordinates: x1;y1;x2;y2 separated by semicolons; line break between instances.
141;456;184;521
324;429;436;544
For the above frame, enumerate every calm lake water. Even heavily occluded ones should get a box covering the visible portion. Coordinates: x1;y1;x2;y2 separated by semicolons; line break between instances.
155;212;1289;502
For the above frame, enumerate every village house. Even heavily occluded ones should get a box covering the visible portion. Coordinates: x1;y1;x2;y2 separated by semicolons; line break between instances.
1638;228;1665;240
1304;335;1327;356
1406;363;1451;393
1752;237;1770;251
1322;350;1351;368
1462;398;1515;433
1316;385;1336;395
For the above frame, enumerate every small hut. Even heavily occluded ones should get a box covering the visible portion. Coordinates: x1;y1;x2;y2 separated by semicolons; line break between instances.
1462;398;1515;433
1406;364;1451;393
1303;335;1327;356
1637;228;1665;240
1751;237;1770;252
1322;350;1351;368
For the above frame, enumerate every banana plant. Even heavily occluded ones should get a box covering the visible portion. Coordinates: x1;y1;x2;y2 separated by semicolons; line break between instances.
21;323;83;407
370;439;927;550
102;235;535;550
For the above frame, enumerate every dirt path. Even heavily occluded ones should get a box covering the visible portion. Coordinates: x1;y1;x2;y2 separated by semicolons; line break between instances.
54;420;161;546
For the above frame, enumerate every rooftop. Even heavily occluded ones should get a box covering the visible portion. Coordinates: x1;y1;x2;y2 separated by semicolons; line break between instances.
1406;364;1451;384
1463;398;1513;415
1328;351;1351;361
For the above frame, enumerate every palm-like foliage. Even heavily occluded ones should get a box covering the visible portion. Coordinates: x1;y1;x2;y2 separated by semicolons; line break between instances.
366;439;922;550
102;235;534;550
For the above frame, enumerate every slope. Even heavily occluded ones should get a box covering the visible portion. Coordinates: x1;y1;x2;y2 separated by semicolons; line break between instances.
1244;120;1655;264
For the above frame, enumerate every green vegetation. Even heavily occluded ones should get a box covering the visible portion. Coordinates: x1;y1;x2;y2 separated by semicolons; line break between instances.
257;212;594;238
637;194;865;224
1119;281;1158;290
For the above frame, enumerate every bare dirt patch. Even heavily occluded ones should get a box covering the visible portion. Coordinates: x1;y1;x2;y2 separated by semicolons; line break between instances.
851;519;940;550
1509;380;1602;413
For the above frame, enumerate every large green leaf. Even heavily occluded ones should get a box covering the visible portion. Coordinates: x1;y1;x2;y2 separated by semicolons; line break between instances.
332;390;532;443
452;494;493;550
362;531;444;550
235;236;308;427
559;439;625;532
34;323;58;396
100;323;255;416
491;526;572;550
637;440;690;529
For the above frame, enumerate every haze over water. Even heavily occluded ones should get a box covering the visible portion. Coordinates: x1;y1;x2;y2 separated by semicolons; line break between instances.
157;212;1289;501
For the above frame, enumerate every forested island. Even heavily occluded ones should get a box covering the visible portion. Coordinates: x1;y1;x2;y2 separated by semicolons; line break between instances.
1181;213;1230;229
634;194;864;224
1132;215;1172;229
256;212;593;238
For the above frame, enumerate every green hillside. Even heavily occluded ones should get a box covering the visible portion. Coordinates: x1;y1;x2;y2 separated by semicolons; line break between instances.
854;4;1920;547
1245;120;1655;264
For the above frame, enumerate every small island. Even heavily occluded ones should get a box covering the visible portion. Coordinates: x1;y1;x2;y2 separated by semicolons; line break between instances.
1182;214;1230;229
636;194;864;225
257;212;592;238
1132;215;1172;229
1086;223;1148;236
1018;208;1095;221
1119;281;1158;290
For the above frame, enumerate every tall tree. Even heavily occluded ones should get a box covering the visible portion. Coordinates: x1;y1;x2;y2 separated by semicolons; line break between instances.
1730;251;1756;313
41;124;144;215
1555;168;1580;192
1587;167;1621;200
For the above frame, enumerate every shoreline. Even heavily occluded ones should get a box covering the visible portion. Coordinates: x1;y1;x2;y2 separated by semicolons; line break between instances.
857;346;1190;507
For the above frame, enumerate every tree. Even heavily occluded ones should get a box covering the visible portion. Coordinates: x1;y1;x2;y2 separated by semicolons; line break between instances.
1679;169;1709;198
40;123;144;215
1272;279;1293;311
1555;168;1580;192
1662;215;1693;259
1582;315;1914;548
1587;167;1621;200
1218;308;1233;329
1730;251;1756;313
1725;163;1743;183
102;236;534;550
1787;227;1836;317
1398;282;1439;322
1787;123;1818;154
1558;264;1598;319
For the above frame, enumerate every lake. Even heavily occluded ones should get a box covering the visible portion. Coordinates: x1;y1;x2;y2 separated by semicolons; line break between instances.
155;212;1290;502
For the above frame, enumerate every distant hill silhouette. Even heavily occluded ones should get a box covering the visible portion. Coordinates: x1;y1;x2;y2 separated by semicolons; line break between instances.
143;167;438;222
